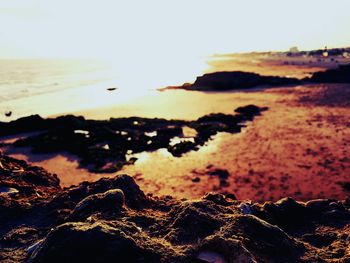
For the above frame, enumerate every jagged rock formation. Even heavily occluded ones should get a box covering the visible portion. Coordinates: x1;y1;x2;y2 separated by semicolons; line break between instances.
159;63;350;92
0;105;268;173
160;71;300;91
0;154;349;262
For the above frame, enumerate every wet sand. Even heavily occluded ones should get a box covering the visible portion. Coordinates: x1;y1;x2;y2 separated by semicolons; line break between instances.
118;84;350;201
2;83;350;201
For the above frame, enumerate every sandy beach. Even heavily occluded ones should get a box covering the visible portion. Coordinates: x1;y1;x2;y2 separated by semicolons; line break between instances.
2;1;350;261
2;52;350;202
2;82;350;202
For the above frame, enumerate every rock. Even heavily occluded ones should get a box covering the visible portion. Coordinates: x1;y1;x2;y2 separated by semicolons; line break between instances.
206;169;231;188
338;181;350;192
234;105;268;120
22;170;59;187
84;174;148;209
257;197;310;229
68;189;125;221
195;236;257;263
168;141;197;157
0;186;19;196
106;87;117;91
29;221;165;263
50;174;148;212
0;115;46;136
208;169;230;180
309;64;350;83
0;155;349;262
0;154;60;224
165;201;225;243
305;199;333;212
224;215;303;262
1;227;39;247
192;177;200;183
196;113;243;127
0;154;60;189
203;192;236;206
302;232;337;248
4;109;266;172
239;203;254;215
184;71;299;91
0;195;31;224
196;250;228;263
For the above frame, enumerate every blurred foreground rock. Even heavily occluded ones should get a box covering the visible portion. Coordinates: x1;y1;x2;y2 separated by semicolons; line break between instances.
0;154;349;262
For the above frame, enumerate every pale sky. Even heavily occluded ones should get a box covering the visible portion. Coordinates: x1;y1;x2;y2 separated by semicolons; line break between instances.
0;0;349;60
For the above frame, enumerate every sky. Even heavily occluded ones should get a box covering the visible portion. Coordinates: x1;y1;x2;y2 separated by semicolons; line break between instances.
0;0;349;60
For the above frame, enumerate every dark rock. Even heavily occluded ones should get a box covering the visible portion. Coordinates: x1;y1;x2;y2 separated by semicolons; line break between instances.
1;227;39;247
225;215;303;262
202;192;236;206
194;236;256;263
1;155;348;262
256;197;310;229
163;71;300;91
192;177;200;183
305;199;333;212
338;181;350;192
302;232;337;248
207;169;230;180
165;201;225;244
29;221;166;263
3;107;267;172
309;64;350;83
0;154;60;224
196;113;243;127
0;115;46;136
106;87;117;91
207;169;230;188
168;141;197;157
68;189;125;221
234;105;269;120
52;174;148;210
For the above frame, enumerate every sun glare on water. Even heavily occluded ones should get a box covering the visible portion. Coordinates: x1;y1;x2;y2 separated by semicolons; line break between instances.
103;52;209;92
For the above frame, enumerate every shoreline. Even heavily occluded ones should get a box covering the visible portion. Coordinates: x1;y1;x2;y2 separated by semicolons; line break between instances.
1;84;350;202
1;51;350;262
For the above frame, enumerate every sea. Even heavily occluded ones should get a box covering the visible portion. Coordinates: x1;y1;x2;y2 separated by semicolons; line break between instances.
0;59;150;121
0;58;207;121
0;59;118;102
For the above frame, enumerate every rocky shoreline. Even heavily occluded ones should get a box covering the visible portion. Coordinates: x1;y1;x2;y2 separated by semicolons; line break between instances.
0;105;267;173
1;65;350;262
0;153;349;262
160;64;350;92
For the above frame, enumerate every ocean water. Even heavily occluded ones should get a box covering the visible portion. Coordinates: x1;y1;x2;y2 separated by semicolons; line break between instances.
0;59;136;121
0;58;209;121
0;59;117;102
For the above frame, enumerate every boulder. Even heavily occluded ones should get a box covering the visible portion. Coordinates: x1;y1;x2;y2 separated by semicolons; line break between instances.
223;215;303;262
194;236;257;263
234;105;268;120
68;189;125;221
29;221;163;263
309;64;350;83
